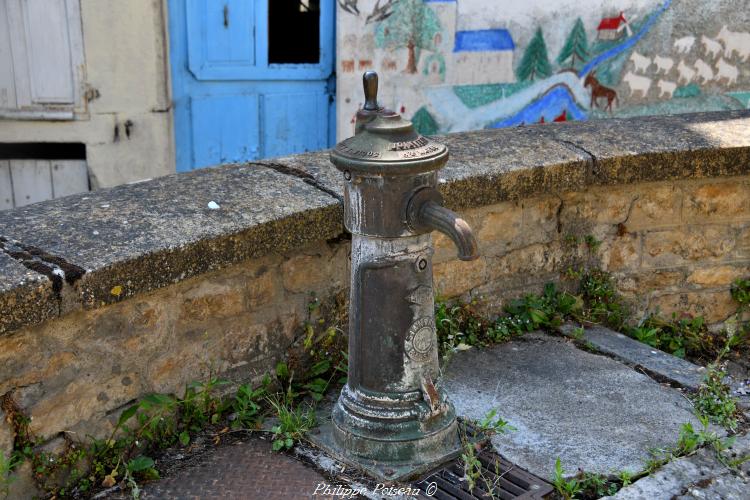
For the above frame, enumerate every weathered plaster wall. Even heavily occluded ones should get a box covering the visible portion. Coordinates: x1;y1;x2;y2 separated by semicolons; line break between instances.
0;0;174;188
336;0;750;139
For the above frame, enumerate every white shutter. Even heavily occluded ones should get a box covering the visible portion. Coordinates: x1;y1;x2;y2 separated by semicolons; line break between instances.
0;161;14;210
10;159;53;207
0;0;84;119
0;3;17;109
51;159;88;198
24;0;75;104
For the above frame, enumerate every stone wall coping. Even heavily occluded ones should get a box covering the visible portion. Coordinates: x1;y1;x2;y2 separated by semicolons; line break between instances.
1;110;749;335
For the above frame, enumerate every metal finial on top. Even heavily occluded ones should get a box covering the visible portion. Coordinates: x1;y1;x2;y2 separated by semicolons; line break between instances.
363;71;379;111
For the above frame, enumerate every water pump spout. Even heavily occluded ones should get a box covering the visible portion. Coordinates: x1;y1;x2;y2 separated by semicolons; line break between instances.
407;189;479;261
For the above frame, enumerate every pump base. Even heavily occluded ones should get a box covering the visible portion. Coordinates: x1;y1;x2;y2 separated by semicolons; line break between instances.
306;411;465;482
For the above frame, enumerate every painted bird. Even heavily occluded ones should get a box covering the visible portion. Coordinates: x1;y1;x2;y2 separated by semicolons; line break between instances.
338;0;359;16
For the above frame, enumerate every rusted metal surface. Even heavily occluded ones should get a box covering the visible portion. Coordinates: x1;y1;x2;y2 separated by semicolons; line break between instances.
138;439;333;500
412;450;554;499
326;71;479;474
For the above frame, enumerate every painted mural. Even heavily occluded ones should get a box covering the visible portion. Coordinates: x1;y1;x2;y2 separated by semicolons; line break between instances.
336;0;750;139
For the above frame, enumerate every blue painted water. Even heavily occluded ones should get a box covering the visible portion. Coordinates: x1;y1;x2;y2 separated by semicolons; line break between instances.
488;85;587;128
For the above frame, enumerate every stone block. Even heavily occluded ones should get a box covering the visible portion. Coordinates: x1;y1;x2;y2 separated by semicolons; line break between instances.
687;265;748;287
736;225;750;257
633;270;686;291
5;461;42;500
22;371;142;440
560;188;635;229
281;244;348;294
559;324;706;390
246;268;280;310
521;196;561;246
487;242;567;282
643;227;735;268
600;233;640;272
648;290;737;324
180;283;245;322
475;202;523;257
684;181;750;222
433;257;487;298
626;183;681;230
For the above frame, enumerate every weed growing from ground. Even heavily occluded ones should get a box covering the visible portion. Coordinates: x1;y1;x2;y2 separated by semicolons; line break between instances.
693;364;740;431
436;283;581;357
267;395;316;451
0;451;21;497
551;458;582;500
474;409;516;436
646;416;734;473
577;269;627;330
459;409;514;495
231;375;270;430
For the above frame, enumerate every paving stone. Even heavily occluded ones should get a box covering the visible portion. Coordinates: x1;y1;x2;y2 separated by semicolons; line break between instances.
442;333;703;479
606;431;750;500
559;324;707;390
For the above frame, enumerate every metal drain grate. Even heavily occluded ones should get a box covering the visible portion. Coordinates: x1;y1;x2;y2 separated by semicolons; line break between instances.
412;450;553;499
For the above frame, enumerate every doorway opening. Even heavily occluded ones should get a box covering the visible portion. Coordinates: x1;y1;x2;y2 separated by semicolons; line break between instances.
268;0;320;64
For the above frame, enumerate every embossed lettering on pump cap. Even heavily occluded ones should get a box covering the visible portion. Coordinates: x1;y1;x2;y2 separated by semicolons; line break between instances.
330;71;448;176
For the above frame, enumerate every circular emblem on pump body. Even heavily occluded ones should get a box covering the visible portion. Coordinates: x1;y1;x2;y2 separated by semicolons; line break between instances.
405;317;436;363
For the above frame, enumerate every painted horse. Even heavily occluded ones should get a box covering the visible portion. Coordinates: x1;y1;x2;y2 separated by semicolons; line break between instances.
584;72;618;113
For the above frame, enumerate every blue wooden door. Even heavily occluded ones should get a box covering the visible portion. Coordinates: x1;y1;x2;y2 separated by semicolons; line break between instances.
168;0;335;171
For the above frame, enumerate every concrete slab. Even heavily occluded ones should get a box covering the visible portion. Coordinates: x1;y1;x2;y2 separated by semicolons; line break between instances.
560;324;707;390
442;333;703;479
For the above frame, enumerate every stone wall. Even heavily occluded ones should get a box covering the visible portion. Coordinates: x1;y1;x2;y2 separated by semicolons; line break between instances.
1;110;749;496
432;176;750;324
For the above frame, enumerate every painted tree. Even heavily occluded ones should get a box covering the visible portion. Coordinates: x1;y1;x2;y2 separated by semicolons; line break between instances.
516;28;552;81
557;18;589;69
374;0;441;74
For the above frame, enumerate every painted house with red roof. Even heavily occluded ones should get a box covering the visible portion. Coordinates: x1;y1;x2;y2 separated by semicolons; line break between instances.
597;12;628;41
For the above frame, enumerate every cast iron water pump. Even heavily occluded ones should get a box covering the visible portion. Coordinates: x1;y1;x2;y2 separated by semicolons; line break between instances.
326;71;479;477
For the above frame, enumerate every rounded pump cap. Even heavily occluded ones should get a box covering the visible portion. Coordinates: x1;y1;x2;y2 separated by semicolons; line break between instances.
330;71;448;176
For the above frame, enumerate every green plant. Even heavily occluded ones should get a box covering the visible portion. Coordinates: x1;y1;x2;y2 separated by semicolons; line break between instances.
181;376;230;437
730;278;750;310
460;440;483;493
583;234;602;252
571;326;585;340
475;409;516;436
647;416;732;473
231;375;270;430
551;458;582;500
693;363;739;431
630;325;660;348
629;314;712;360
577;270;627;329
618;470;633;487
0;451;21;497
579;472;619;497
267;395;316;451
